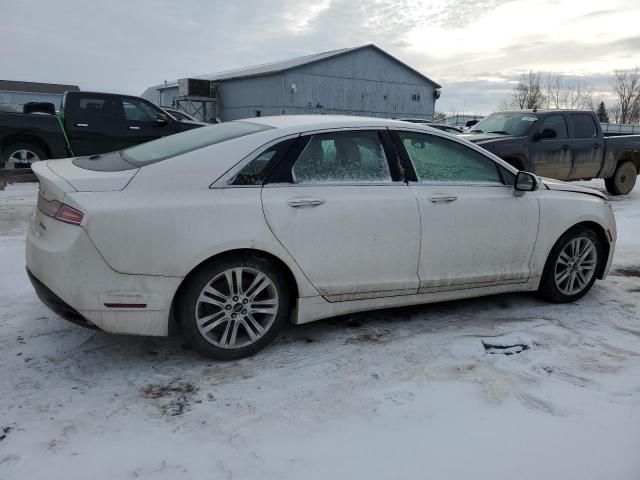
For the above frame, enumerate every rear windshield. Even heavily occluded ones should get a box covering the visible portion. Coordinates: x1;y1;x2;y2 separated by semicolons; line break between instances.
121;121;273;166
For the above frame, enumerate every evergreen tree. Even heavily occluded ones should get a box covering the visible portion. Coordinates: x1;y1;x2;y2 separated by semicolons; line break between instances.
596;101;610;123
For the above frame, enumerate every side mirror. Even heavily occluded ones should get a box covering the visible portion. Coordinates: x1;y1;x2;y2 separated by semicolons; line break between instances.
155;114;168;126
514;171;538;192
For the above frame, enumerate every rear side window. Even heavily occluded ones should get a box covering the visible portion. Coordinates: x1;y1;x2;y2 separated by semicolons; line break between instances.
76;97;118;120
121;121;273;166
232;138;295;185
571;114;598;138
292;131;391;184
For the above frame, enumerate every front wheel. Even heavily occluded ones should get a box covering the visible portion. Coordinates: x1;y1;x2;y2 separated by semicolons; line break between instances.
177;255;291;360
605;161;637;195
539;227;602;303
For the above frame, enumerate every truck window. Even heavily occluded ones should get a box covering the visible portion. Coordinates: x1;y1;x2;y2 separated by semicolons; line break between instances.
539;115;568;139
122;98;160;121
571;114;598;138
76;97;118;120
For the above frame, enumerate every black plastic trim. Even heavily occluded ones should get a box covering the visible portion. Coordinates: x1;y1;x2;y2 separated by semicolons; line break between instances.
27;269;99;330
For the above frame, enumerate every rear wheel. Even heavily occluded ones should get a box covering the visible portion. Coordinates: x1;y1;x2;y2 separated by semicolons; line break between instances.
539;227;602;303
605;161;637;195
2;142;47;170
177;255;291;360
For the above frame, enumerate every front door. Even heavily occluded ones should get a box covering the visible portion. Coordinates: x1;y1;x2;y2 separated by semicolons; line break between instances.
261;129;421;300
394;130;539;292
568;113;603;179
120;97;173;149
530;114;572;179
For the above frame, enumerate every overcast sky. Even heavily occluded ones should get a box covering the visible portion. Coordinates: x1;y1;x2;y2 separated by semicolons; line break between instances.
2;0;639;114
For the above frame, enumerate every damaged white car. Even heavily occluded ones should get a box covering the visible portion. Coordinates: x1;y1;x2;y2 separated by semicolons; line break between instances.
27;115;616;359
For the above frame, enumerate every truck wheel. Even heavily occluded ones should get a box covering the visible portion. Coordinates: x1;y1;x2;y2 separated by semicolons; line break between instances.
2;143;47;170
605;161;637;195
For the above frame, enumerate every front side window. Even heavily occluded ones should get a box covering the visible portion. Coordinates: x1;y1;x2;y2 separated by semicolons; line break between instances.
122;99;159;121
571;114;598;138
398;131;501;183
121;121;273;166
292;131;391;184
539;115;568;139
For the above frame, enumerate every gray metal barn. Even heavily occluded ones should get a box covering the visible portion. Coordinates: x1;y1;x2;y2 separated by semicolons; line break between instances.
0;80;79;113
141;44;441;122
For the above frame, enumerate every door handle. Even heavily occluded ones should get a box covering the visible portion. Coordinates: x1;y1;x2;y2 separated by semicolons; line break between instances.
287;197;326;207
128;126;140;130
561;144;570;150
75;123;88;127
593;143;600;149
428;194;458;204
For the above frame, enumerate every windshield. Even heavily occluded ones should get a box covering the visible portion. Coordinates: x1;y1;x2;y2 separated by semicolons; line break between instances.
469;113;539;136
121;121;273;166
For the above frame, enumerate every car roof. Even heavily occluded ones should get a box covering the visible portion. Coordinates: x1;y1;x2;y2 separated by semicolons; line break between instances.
244;114;423;131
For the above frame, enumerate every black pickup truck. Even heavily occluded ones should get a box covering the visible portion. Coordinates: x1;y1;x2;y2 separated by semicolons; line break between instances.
0;91;205;170
459;110;640;195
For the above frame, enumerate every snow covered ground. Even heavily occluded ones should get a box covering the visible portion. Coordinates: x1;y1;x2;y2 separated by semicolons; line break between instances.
1;181;639;480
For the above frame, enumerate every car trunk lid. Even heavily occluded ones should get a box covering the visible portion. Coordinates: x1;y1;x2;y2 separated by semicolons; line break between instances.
44;155;139;192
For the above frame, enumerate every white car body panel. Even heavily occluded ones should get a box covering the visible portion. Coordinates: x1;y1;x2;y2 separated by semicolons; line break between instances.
47;158;137;192
262;184;421;299
409;183;539;290
25;115;617;338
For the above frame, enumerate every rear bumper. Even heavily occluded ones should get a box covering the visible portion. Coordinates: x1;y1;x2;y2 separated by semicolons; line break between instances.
27;269;98;330
26;212;181;336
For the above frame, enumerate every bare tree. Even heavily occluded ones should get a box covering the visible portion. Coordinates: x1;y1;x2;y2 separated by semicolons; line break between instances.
545;73;593;110
613;68;640;124
609;103;622;124
504;71;546;110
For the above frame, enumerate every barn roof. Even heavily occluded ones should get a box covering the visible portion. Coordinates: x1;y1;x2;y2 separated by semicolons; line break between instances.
145;44;441;93
0;80;79;94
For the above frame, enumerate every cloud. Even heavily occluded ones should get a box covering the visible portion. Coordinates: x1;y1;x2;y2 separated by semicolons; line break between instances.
0;0;638;114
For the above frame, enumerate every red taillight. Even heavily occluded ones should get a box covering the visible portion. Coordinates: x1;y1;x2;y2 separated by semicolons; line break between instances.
56;205;84;225
37;195;84;225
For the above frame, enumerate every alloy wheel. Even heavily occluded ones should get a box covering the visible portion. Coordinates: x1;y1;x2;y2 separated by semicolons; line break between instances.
195;267;279;349
7;149;40;169
554;237;597;296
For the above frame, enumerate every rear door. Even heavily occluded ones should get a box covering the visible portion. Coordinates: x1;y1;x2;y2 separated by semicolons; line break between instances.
65;94;125;156
568;113;603;179
393;129;539;291
530;113;572;179
261;129;421;301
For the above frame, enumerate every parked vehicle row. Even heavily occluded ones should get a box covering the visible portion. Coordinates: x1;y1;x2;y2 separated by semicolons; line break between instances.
27;115;616;360
460;110;640;195
0;91;205;169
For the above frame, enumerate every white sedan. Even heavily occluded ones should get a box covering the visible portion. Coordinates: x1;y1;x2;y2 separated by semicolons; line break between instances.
26;115;616;360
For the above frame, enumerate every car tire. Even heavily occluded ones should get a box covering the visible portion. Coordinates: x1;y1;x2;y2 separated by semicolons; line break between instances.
177;254;291;360
605;161;637;195
2;142;47;170
538;227;603;303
